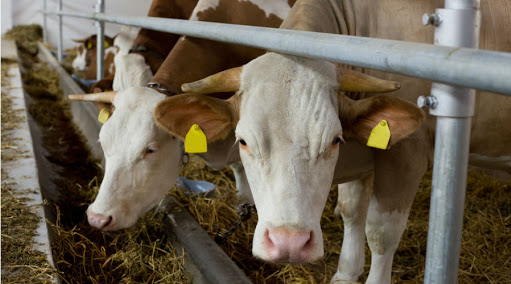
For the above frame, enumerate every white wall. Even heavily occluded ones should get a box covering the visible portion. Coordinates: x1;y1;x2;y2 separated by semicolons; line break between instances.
3;0;152;49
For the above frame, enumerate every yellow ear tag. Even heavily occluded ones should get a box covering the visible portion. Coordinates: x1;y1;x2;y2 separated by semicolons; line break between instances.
87;42;92;49
185;124;207;153
104;40;110;48
98;108;110;124
367;120;391;150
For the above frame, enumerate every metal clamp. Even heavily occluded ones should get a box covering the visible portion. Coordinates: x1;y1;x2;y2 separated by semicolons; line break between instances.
417;95;438;109
423;13;441;26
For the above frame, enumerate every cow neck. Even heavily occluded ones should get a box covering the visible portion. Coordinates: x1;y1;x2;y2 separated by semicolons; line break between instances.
149;0;294;98
129;0;198;74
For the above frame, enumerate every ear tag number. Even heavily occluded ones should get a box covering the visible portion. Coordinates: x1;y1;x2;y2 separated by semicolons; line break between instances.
185;124;207;153
367;120;391;150
98;108;110;124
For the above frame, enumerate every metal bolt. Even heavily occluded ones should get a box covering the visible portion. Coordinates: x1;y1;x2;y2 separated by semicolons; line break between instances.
417;95;438;109
422;13;441;26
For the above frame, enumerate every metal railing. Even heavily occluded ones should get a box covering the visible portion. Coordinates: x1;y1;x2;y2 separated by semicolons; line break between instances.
41;1;509;283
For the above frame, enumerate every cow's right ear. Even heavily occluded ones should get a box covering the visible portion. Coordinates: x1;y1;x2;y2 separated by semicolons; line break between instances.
154;94;238;142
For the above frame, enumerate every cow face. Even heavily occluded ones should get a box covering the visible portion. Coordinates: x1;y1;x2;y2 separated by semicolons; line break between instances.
72;35;114;73
86;87;182;231
154;52;424;263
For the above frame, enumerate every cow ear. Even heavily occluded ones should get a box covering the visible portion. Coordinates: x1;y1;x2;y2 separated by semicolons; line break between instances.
154;94;237;142
338;94;426;147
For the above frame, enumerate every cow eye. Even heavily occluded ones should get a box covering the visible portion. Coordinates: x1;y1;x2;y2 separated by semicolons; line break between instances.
146;147;158;155
239;139;247;146
332;136;342;145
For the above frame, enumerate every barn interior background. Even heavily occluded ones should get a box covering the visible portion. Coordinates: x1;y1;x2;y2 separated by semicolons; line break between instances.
1;0;511;283
1;0;152;49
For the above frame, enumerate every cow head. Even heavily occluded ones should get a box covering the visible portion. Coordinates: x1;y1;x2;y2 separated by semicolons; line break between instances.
154;52;425;263
72;35;115;72
70;87;182;231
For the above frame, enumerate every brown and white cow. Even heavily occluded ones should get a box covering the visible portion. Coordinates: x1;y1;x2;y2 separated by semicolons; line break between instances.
152;0;511;283
70;0;295;231
110;0;199;91
72;34;116;80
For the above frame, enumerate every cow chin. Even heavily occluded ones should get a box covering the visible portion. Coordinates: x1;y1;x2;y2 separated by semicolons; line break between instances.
252;221;324;264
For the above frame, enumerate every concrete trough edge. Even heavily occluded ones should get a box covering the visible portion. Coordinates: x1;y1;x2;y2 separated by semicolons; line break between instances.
36;43;252;284
1;39;59;283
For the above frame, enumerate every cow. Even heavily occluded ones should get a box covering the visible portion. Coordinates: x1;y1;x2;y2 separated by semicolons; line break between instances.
152;0;511;283
111;0;199;91
72;34;116;80
69;0;295;232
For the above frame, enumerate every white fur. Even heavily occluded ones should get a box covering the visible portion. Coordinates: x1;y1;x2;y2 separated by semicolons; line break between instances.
88;87;182;230
189;0;219;20
112;53;153;91
331;177;373;283
236;53;341;262
114;26;140;55
190;0;291;21
72;44;87;71
365;197;410;284
240;0;291;19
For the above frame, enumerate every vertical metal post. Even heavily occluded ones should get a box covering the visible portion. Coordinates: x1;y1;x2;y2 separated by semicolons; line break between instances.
95;0;105;80
57;0;63;62
43;0;48;43
423;1;481;283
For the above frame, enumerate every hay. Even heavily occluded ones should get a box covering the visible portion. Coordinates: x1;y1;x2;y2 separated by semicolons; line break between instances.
1;59;56;283
3;24;43;56
174;159;511;283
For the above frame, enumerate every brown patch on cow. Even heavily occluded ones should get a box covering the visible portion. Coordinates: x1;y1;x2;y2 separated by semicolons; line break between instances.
131;0;198;73
151;0;294;95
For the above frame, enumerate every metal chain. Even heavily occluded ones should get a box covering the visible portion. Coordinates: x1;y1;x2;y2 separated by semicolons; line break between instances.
146;82;176;96
214;203;256;244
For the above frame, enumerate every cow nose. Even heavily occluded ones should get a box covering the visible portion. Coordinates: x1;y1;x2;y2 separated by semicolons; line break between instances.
87;211;113;231
264;227;314;263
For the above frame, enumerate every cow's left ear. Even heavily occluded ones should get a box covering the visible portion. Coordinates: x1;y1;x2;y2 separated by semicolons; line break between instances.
338;94;426;147
154;93;238;142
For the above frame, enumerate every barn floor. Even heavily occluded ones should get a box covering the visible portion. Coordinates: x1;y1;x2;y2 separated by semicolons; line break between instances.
2;24;510;283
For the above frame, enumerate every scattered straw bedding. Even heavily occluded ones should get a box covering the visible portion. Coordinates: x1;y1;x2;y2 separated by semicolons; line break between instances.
3;24;510;284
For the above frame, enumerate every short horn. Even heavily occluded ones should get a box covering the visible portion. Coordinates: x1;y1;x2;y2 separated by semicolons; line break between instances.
182;66;242;94
68;91;117;103
337;67;400;93
72;38;87;43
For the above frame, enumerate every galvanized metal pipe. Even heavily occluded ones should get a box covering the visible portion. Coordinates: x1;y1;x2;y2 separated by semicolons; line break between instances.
43;0;48;43
41;10;511;96
424;1;480;283
95;0;105;80
57;0;63;62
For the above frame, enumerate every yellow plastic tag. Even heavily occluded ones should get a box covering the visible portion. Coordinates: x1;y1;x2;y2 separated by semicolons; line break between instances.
98;108;110;124
87;42;92;49
185;124;207;153
104;40;110;48
367;120;391;150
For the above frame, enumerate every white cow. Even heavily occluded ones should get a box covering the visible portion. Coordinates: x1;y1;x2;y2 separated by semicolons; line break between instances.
152;0;511;283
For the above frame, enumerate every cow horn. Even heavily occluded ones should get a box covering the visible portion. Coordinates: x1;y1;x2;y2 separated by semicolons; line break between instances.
72;38;87;43
181;66;242;94
337;67;400;93
68;91;117;103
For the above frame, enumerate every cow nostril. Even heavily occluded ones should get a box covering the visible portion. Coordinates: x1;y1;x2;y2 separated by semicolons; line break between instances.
103;215;113;229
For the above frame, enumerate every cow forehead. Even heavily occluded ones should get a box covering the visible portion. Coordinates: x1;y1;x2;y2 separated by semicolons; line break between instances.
237;53;341;157
99;87;167;155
